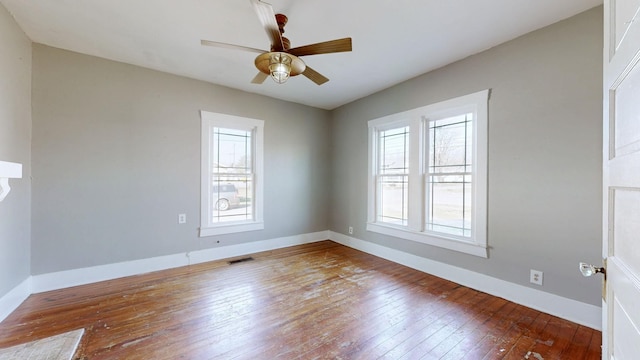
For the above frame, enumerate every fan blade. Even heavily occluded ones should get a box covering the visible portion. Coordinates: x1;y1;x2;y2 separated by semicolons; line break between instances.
201;40;266;54
302;66;329;85
251;72;269;84
288;38;352;57
250;0;284;51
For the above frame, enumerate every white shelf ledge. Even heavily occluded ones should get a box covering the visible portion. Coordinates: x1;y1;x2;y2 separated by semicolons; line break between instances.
0;161;23;202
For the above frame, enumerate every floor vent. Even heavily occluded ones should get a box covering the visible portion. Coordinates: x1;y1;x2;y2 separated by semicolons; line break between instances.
228;257;254;265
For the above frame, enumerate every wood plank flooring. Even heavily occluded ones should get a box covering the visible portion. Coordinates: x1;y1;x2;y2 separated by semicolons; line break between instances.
0;241;601;359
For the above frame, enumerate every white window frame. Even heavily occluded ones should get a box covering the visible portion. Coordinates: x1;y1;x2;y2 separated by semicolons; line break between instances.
200;111;264;237
367;90;489;257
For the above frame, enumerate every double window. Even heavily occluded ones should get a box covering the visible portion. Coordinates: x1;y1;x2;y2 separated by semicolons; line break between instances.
200;111;264;236
367;90;489;257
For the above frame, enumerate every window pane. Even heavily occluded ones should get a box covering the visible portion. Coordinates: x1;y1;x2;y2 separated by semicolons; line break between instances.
427;172;472;237
429;114;472;174
212;175;253;223
380;126;409;175
212;127;252;173
379;175;408;226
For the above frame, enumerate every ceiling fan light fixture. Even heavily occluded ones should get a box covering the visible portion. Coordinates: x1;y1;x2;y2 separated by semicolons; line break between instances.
269;52;292;84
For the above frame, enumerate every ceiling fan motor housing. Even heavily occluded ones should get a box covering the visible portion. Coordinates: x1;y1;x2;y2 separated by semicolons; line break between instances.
273;13;290;51
275;13;287;33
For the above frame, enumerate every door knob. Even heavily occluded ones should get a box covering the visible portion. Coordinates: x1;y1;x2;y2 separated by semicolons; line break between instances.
579;262;606;277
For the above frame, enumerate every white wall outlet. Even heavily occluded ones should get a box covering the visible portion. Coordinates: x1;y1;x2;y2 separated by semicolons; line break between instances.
348;226;353;235
530;269;543;285
178;213;187;224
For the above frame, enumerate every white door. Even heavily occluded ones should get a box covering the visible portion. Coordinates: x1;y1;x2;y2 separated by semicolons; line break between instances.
603;0;640;359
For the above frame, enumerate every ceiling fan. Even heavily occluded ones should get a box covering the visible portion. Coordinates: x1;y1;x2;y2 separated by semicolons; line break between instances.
201;0;352;85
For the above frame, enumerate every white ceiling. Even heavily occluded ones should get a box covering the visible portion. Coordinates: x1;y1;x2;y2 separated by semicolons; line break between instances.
1;0;602;110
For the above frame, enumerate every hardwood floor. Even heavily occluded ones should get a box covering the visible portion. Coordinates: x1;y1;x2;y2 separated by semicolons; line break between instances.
0;241;601;359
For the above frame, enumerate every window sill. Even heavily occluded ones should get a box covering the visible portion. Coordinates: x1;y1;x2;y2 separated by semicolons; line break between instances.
199;222;264;237
366;222;488;258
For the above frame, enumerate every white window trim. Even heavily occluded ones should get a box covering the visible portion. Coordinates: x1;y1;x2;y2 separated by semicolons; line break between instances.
367;90;489;258
199;111;264;237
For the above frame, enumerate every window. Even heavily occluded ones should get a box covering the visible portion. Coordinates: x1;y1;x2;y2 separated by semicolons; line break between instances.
367;90;489;257
200;111;264;236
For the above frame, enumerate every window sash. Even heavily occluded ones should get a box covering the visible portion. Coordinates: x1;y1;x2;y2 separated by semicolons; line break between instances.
210;126;255;224
425;173;473;239
210;173;254;224
376;173;410;226
375;125;410;227
424;112;474;239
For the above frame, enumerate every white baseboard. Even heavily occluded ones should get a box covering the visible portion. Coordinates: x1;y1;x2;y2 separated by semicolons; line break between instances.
3;230;601;331
0;277;31;323
188;231;328;265
1;231;327;323
31;230;329;294
329;231;602;331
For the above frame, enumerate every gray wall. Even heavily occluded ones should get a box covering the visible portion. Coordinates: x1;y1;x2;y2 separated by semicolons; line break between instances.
31;45;331;274
0;4;32;298
329;7;603;306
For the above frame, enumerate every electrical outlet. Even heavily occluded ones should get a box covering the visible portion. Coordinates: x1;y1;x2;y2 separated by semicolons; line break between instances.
530;269;543;286
348;226;353;235
178;213;187;224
